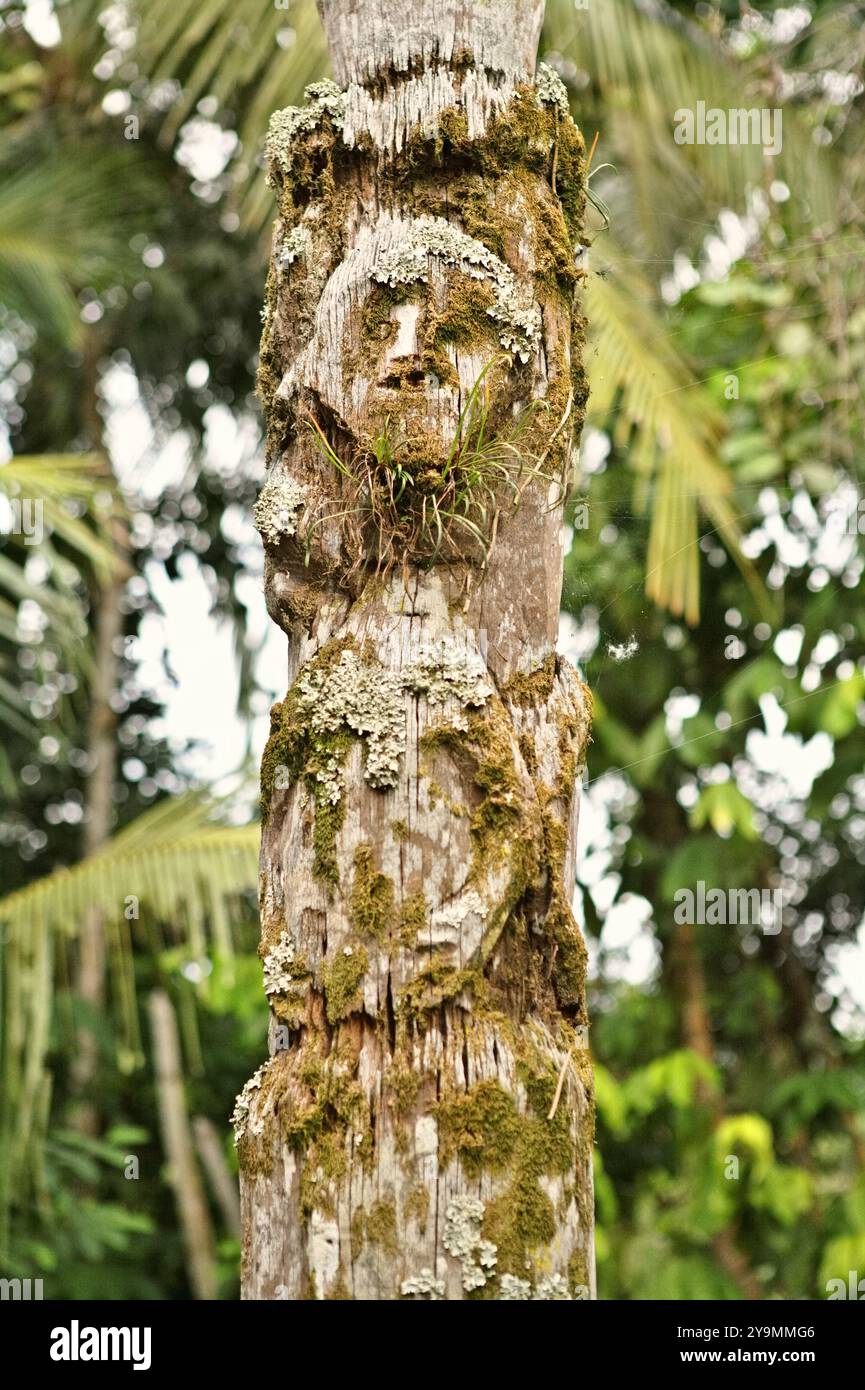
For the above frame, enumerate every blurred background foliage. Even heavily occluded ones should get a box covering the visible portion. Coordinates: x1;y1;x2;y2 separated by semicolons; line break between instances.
0;0;863;1299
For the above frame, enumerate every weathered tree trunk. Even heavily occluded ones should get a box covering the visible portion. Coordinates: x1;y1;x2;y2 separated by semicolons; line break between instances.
237;0;594;1301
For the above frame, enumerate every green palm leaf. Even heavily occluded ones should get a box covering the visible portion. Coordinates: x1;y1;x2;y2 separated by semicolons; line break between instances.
0;793;260;1245
0;454;124;739
0;794;257;937
545;0;836;246
584;244;770;623
0;454;121;578
0;137;162;343
111;0;327;227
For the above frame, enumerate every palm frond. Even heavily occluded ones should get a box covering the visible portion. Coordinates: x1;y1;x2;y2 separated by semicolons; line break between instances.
120;0;327;227
0;793;260;1248
0;454;122;579
544;0;836;246
0;138;163;343
584;244;769;624
0;454;124;739
0;794;257;937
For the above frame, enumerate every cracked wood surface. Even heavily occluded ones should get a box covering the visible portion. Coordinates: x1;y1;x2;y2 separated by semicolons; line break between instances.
239;0;595;1301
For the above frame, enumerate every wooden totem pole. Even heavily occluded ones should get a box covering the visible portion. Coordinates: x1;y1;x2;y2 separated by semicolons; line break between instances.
237;0;594;1301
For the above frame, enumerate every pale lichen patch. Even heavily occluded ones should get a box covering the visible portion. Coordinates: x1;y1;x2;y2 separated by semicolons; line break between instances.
535;63;571;120
498;1270;574;1300
266;80;346;176
262;930;295;997
400;1268;445;1300
279;223;311;269
499;1273;532;1300
443;1195;498;1292
405;642;492;710
292;642;493;801
369;216;541;363
254;476;307;547
534;1272;573;1300
231;1058;276;1143
297;648;406;793
431;888;488;929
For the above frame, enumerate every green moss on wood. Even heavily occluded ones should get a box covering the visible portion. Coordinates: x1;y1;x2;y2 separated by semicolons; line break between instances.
518;732;538;779
367;1198;398;1255
405;1184;430;1235
435;1078;521;1178
350;844;395;942
280;581;324;628
480;1061;575;1275
386;1055;423;1118
312;796;346;887
322;944;369;1023
483;1180;556;1276
237;1045;367;1188
400;953;480;1017
257;264;291;464
398;890;428;946
420;699;540;888
269;948;312;1028
236;1041;376;1217
503;653;557;707
359;282;405;356
551;897;588;1012
351;1196;398;1256
325;1270;353;1300
567;1248;590;1295
421;272;498;384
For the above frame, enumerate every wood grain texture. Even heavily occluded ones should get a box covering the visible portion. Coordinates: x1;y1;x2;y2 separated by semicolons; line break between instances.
239;0;594;1301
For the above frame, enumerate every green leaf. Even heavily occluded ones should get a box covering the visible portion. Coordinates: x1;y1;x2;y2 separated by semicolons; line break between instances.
714;1114;774;1177
813;672;865;740
690;783;757;840
659;835;763;902
0;793;258;1239
627;1049;719;1114
820;1234;865;1293
676;711;724;767
594;1063;629;1138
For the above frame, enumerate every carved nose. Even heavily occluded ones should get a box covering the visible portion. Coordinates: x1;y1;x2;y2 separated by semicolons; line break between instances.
389;302;419;353
379;360;427;389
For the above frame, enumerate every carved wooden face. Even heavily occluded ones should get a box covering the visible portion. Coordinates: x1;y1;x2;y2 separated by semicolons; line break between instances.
279;211;528;461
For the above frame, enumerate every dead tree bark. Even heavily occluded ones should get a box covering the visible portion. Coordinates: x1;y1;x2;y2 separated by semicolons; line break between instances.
237;0;594;1301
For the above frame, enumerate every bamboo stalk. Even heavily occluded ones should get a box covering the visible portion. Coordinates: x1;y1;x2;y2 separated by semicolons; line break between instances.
149;990;218;1300
193;1114;241;1239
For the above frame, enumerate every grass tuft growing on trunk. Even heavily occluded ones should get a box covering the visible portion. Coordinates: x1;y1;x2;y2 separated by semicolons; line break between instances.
305;361;558;576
